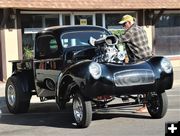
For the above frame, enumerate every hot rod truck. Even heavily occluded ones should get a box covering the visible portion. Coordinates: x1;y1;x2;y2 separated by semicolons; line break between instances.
5;25;173;128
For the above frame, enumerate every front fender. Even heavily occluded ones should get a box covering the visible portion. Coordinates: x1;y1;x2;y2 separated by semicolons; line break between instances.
147;56;173;91
56;60;93;102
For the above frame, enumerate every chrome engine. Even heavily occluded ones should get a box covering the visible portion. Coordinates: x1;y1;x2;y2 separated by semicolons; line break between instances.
90;35;125;63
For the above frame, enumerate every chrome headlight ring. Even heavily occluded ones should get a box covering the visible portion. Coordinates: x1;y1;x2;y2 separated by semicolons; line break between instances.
161;58;172;73
89;62;102;79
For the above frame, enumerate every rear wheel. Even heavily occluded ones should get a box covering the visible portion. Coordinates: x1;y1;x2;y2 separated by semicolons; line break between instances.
147;91;168;118
5;76;31;113
73;93;92;128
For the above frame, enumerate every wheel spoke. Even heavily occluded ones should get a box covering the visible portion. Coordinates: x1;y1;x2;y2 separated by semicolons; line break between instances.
72;93;92;127
73;97;83;123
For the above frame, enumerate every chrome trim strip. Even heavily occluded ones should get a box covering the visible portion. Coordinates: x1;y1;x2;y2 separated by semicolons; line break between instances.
114;69;155;87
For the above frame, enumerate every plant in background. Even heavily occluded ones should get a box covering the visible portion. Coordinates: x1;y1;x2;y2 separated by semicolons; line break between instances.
23;46;33;59
109;29;125;50
110;29;125;37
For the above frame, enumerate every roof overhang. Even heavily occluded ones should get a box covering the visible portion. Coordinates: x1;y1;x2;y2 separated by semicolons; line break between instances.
0;0;180;11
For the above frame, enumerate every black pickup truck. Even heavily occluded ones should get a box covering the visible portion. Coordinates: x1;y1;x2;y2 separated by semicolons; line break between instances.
5;25;173;128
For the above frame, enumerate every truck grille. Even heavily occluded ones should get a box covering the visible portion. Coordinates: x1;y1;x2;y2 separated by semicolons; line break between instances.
114;69;155;87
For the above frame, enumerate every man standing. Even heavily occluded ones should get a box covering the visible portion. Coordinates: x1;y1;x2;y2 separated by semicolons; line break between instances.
119;15;152;62
119;15;152;112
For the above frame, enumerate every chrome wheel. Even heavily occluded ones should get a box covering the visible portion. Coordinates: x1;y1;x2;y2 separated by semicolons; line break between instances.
73;96;83;123
7;85;16;107
5;76;31;113
72;93;92;128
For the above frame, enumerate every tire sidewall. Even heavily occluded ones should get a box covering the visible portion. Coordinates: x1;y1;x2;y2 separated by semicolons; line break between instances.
147;91;168;118
73;93;92;128
5;76;31;113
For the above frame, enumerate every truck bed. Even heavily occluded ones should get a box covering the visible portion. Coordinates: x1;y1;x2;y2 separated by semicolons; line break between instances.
9;59;33;71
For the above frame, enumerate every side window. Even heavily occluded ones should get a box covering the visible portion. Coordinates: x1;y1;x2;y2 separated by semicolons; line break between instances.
35;35;59;59
49;39;58;53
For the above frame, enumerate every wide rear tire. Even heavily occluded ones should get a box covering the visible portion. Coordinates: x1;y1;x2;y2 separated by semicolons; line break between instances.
5;76;31;114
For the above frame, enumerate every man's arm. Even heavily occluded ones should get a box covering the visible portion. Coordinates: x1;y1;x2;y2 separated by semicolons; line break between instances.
119;31;132;43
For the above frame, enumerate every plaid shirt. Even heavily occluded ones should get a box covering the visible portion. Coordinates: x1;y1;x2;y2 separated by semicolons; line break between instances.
120;23;152;61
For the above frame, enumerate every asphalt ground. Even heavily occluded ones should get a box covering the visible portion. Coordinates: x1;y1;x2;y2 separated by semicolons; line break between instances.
0;67;180;136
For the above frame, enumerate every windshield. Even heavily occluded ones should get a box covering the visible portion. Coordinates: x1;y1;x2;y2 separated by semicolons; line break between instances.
61;31;109;48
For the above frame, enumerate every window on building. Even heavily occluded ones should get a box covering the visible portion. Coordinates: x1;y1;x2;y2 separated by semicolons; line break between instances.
105;13;135;30
62;14;70;25
21;14;59;58
75;15;93;25
21;14;42;28
21;14;59;28
155;13;180;55
96;14;102;26
45;17;59;27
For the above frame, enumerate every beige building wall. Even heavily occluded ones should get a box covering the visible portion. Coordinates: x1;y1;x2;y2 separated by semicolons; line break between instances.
144;26;180;68
170;60;180;68
143;25;153;50
4;29;19;79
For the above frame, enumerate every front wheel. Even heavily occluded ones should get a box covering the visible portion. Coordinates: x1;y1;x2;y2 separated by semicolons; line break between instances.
73;93;92;128
147;91;168;118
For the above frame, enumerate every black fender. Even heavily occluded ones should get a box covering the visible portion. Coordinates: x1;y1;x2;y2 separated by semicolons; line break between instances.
56;60;92;104
147;56;173;92
56;74;80;109
11;70;35;93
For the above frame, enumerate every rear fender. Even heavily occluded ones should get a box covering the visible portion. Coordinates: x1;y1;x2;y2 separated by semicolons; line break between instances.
10;74;29;93
11;70;35;93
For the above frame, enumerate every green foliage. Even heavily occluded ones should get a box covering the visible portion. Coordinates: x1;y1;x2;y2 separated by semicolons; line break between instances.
23;47;33;59
110;29;125;37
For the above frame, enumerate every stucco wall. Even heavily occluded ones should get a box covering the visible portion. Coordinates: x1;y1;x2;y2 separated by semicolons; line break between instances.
4;29;19;79
143;25;153;50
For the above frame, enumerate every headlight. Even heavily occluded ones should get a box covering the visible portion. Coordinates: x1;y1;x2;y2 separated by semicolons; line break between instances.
161;58;172;73
89;62;102;79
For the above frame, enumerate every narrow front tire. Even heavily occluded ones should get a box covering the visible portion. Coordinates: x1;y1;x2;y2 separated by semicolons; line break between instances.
73;93;92;128
147;91;168;118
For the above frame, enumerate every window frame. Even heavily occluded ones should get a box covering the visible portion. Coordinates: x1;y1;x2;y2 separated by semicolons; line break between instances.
35;34;59;59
